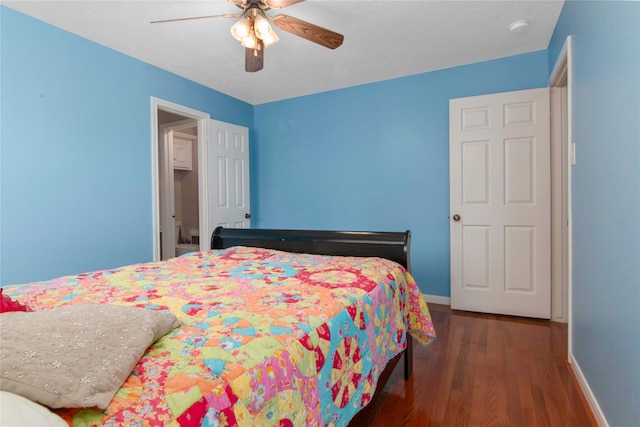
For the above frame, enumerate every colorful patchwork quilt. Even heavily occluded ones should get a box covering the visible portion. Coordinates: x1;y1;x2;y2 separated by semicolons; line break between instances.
3;247;435;426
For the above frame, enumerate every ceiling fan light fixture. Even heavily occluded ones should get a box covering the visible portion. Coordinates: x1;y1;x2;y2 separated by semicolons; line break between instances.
260;30;279;47
253;14;279;47
240;30;259;49
253;15;270;37
231;18;251;41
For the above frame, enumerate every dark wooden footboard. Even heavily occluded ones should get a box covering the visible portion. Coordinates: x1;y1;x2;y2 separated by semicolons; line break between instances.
211;227;415;424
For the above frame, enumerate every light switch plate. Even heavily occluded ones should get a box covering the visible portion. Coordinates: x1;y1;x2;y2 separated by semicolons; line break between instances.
570;142;576;166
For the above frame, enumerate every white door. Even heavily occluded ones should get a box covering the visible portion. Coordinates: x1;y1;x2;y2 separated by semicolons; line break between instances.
449;88;551;318
208;119;251;231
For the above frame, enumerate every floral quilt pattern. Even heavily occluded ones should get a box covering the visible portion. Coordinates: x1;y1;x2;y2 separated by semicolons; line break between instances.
4;247;435;426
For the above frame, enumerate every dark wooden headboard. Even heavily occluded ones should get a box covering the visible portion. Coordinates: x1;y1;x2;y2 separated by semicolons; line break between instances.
210;227;411;271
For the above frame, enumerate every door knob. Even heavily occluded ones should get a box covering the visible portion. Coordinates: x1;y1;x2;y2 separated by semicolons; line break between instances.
452;214;461;222
245;213;251;219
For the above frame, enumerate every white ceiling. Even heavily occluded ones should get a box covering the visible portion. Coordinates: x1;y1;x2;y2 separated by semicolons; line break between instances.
3;0;564;105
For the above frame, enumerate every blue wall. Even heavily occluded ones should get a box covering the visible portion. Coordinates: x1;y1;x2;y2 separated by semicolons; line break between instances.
253;51;549;296
549;1;640;426
0;6;253;285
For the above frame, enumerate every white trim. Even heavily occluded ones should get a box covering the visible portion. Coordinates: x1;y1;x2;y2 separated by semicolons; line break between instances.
173;131;198;141
567;38;574;362
549;87;567;323
422;294;451;306
150;97;210;262
550;37;570;86
570;353;609;427
196;118;210;251
549;35;574;356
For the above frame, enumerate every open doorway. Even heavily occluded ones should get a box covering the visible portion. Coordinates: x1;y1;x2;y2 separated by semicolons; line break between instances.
159;113;198;260
151;98;209;261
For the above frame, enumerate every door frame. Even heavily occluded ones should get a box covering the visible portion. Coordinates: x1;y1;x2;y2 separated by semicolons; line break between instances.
549;36;573;354
151;97;210;261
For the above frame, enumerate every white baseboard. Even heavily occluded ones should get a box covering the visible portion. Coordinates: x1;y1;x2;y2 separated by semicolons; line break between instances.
569;353;609;427
422;293;451;306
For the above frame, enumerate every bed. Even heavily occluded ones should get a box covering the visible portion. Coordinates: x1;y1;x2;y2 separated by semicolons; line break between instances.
0;227;435;426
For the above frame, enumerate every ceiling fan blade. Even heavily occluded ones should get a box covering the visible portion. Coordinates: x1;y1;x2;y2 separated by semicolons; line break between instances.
150;13;237;24
264;0;305;9
245;39;264;72
228;0;249;8
272;15;343;49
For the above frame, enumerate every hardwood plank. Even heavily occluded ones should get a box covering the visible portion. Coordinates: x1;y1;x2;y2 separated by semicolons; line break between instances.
356;304;597;427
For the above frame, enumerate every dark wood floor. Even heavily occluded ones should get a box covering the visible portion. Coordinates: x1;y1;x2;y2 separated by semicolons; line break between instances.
359;303;597;427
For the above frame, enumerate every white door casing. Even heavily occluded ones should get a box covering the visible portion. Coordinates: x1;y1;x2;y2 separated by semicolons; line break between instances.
208;119;251;230
159;126;176;260
550;86;569;323
152;98;208;261
450;88;551;319
549;35;574;357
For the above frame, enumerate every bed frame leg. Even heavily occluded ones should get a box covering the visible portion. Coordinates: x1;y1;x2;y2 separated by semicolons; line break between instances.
404;333;413;381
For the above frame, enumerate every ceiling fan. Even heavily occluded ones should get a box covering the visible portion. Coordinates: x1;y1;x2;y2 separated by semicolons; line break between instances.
151;0;344;72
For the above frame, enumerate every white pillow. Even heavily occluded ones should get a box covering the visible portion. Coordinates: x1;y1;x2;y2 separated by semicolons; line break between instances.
0;391;67;427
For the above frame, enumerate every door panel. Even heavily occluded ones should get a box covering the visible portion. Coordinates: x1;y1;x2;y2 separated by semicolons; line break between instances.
504;226;534;292
462;141;489;204
504;137;535;204
462;225;490;289
450;88;551;318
